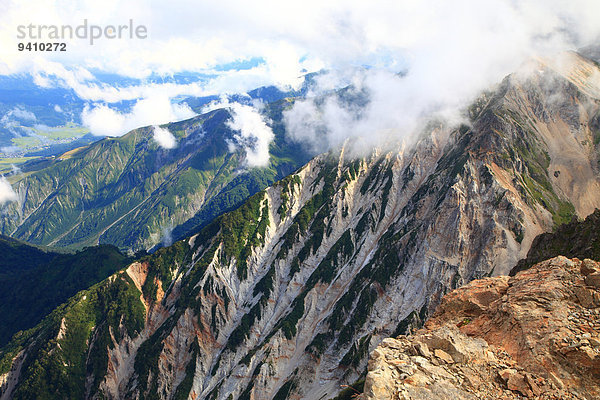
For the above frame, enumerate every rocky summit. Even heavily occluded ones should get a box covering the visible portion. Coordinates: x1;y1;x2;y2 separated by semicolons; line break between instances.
361;256;600;400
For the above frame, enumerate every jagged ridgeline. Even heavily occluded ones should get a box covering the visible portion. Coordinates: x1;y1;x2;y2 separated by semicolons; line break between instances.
0;100;311;253
1;52;600;400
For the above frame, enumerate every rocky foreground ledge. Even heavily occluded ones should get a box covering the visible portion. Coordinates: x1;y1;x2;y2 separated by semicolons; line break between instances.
360;256;600;399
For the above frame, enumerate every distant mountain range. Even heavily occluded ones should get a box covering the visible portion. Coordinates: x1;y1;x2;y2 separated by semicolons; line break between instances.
0;70;311;165
0;100;312;252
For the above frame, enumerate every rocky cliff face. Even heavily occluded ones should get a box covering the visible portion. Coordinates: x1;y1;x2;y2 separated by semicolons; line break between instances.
361;256;600;400
1;53;600;400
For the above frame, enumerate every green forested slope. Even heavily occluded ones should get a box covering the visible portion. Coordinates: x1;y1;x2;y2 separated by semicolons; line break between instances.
0;236;130;346
1;101;310;252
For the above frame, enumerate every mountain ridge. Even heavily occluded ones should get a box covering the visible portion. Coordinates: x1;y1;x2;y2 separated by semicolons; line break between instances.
0;235;130;347
1;52;600;399
0;102;311;253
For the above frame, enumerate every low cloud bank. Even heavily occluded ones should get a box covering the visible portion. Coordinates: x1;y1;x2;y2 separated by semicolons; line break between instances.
0;177;17;205
81;96;195;137
152;126;177;149
226;103;274;168
284;0;600;154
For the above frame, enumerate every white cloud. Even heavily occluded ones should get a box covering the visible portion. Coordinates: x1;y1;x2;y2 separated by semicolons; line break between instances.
161;226;174;247
152;126;177;149
285;0;600;154
0;177;18;205
225;103;274;167
80;104;125;136
10;164;22;175
31;60;95;89
2;0;598;80
285;69;460;153
0;0;599;152
1;107;37;127
81;96;195;137
53;104;63;113
19;60;301;106
0;107;37;138
9;107;36;121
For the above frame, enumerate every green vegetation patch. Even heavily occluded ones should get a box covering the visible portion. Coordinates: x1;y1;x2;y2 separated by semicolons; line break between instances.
0;242;130;347
3;268;146;399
